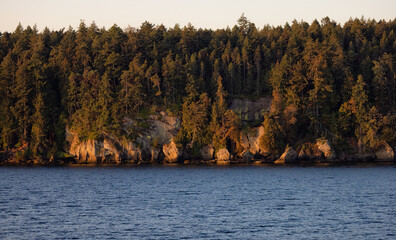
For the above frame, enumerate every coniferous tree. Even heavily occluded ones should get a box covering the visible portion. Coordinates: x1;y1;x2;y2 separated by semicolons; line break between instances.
31;92;47;157
11;61;32;143
0;17;395;160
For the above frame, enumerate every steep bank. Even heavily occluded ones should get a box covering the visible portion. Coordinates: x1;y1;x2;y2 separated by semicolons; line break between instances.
65;111;181;164
1;102;395;165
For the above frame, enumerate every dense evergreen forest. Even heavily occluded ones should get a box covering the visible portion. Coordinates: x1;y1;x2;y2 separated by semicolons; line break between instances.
0;15;395;161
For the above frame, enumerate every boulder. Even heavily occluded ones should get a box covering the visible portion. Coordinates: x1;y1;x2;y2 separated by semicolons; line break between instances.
200;145;214;160
375;142;395;162
216;148;230;165
162;140;181;163
275;147;298;164
316;139;337;161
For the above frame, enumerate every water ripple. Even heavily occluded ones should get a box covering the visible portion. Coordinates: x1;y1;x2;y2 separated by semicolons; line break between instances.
0;166;395;239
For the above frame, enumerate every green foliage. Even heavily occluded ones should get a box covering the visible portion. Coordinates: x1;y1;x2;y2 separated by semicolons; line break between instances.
0;17;395;161
31;92;47;157
260;115;286;155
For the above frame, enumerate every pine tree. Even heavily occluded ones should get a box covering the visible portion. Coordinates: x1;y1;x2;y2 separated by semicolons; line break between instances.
31;92;47;157
372;53;395;113
260;114;285;155
97;73;113;131
254;45;262;97
210;76;229;149
11;61;32;143
0;53;16;150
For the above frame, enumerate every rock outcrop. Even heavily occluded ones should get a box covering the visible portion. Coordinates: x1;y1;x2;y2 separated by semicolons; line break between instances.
66;129;143;164
230;97;271;122
65;111;180;164
216;148;230;165
145;112;180;145
240;126;267;156
316;139;337;161
62;108;395;166
275;147;298;164
375;142;395;162
162;140;181;163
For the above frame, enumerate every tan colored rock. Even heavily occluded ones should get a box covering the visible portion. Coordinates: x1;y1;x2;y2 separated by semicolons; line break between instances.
216;148;230;165
240;126;266;156
200;145;214;160
375;142;395;162
240;133;250;150
275;147;298;164
66;127;143;164
163;140;181;163
102;138;122;163
69;138;103;164
147;112;180;145
149;148;160;163
123;141;142;163
65;111;181;165
316;139;337;161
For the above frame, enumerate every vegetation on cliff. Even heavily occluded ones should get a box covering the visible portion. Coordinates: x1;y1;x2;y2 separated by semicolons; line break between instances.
0;15;395;162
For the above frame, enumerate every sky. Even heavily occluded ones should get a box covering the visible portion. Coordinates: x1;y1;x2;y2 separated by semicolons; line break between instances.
0;0;395;32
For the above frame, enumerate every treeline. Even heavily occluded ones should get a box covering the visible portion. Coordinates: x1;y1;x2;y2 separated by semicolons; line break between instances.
0;15;395;159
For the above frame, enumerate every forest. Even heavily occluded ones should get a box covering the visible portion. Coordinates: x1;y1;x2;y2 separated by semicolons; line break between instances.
0;15;395;161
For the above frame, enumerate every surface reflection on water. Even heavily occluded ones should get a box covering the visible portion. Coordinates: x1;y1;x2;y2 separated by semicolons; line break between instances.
0;166;395;239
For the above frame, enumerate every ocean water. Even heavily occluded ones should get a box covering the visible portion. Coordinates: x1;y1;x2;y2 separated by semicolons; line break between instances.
0;165;395;239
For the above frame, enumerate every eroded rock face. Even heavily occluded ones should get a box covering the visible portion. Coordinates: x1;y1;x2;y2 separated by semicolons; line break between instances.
147;148;160;163
216;148;230;165
66;128;143;164
67;130;103;164
146;112;180;145
275;147;298;164
162;140;181;163
66;111;181;164
316;139;337;161
375;142;395;162
240;126;267;156
200;145;214;160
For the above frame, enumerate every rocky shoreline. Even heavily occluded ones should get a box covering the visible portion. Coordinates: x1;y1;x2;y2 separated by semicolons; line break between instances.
1;159;395;167
1;111;394;166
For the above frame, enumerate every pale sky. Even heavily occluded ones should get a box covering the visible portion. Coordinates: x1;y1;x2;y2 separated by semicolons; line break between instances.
0;0;395;32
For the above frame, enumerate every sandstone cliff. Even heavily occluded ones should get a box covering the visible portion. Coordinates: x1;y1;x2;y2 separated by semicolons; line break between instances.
240;126;267;157
65;111;181;164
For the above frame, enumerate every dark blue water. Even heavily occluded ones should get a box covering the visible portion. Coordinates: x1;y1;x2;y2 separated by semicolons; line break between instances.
0;166;395;239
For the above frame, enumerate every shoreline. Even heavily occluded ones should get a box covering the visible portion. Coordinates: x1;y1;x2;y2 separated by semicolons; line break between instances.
1;160;395;168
